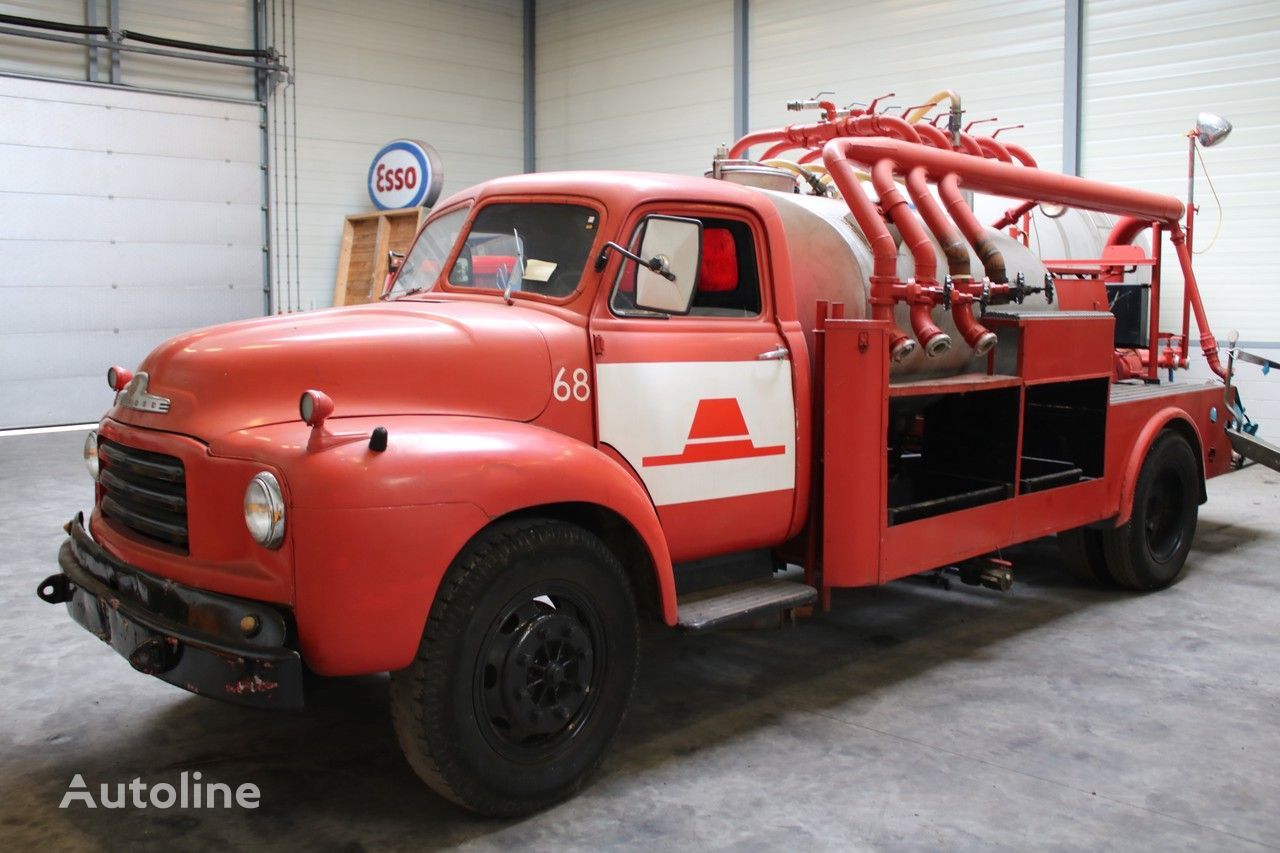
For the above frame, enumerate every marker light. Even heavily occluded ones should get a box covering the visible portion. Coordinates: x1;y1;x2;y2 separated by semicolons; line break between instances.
84;430;99;480
299;390;335;427
243;472;286;549
107;366;133;392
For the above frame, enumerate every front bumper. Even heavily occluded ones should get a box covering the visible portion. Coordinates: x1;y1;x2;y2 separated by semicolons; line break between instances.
38;513;303;710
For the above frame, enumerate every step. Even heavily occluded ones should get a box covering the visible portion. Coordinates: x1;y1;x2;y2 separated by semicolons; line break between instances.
676;577;817;632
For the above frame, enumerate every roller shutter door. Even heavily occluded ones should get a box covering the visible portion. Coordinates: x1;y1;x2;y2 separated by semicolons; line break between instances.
0;76;262;428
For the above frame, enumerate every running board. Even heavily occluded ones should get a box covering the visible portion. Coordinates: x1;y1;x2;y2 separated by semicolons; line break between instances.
676;578;817;632
1228;429;1280;473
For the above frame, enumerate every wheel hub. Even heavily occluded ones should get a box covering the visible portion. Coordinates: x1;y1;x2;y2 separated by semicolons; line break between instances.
501;612;594;738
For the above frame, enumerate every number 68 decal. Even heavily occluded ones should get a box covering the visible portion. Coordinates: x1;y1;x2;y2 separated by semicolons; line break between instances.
553;366;591;402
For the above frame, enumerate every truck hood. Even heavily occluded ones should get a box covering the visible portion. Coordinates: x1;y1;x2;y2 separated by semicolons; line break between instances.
110;299;555;441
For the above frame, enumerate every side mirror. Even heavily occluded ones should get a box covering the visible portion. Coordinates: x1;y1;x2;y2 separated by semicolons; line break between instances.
633;216;702;314
1195;112;1232;148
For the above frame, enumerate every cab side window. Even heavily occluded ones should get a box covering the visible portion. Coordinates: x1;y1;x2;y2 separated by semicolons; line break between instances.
610;216;762;318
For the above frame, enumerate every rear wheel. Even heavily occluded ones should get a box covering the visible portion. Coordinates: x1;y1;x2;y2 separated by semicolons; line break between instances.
1057;527;1114;586
390;518;639;816
1101;431;1201;590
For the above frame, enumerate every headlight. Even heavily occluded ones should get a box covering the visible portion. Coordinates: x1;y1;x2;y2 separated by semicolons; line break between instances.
243;472;285;548
84;430;99;480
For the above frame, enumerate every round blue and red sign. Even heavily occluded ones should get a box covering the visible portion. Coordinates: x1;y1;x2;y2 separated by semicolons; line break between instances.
367;139;444;210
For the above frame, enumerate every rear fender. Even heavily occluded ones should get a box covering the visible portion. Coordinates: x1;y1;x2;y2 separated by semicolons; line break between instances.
1114;407;1206;528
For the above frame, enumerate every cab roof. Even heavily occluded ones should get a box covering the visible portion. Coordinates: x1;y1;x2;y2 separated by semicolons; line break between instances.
432;170;775;215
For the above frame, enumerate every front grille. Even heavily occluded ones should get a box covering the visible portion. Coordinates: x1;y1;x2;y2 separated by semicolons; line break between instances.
99;438;189;552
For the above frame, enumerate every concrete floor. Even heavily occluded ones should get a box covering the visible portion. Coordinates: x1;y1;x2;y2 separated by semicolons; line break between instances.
2;429;1279;851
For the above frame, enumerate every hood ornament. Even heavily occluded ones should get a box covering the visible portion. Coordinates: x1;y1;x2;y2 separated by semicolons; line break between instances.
117;372;171;414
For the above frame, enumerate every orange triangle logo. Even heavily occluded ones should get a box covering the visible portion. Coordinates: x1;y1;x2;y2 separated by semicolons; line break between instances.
642;398;786;467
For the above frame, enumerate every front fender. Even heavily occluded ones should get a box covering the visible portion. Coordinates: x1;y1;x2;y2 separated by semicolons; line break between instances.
215;416;676;673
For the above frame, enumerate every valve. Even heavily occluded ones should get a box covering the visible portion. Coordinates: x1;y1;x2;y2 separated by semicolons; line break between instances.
941;275;953;311
979;281;991;316
1043;273;1055;305
1012;271;1026;304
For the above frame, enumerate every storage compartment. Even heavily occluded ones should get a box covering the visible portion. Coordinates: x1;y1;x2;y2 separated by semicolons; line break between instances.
1019;378;1107;493
887;385;1020;525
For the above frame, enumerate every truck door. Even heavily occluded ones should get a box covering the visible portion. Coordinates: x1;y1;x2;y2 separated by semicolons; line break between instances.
590;211;797;563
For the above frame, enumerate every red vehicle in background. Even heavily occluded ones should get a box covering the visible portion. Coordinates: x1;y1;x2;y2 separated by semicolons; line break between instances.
38;93;1273;816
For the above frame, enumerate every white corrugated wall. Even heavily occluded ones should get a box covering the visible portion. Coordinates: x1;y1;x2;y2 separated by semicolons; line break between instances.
748;0;1065;172
1082;0;1280;422
535;0;734;175
282;0;524;311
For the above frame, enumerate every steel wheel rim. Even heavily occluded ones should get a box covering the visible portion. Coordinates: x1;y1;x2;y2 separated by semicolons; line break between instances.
473;580;605;763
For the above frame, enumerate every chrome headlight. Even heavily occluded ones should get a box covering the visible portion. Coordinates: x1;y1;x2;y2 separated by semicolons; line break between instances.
84;430;99;480
243;471;285;549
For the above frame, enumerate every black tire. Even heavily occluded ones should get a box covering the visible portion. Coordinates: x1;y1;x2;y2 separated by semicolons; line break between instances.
390;517;639;816
1057;527;1114;586
1101;431;1201;591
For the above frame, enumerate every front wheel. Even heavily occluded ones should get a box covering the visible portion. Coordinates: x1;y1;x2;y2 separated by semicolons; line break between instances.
1100;431;1201;590
390;518;639;816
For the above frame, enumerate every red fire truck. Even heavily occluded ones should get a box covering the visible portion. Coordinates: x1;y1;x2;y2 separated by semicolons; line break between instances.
38;95;1268;816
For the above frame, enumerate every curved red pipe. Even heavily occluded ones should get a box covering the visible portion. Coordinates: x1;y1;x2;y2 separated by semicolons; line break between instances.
914;123;951;150
823;153;916;360
1105;215;1153;249
1003;142;1038;168
728;130;787;159
905;167;996;355
955;133;985;157
872;161;936;283
1168;224;1226;378
975;136;1013;163
873;160;950;356
761;140;797;160
940;173;1008;283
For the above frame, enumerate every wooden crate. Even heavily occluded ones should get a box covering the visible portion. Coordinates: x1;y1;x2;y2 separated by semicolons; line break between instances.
332;207;428;306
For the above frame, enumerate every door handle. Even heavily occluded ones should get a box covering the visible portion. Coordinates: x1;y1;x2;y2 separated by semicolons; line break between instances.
757;345;790;361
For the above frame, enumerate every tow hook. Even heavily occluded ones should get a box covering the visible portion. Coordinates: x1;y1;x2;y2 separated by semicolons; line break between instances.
37;573;73;604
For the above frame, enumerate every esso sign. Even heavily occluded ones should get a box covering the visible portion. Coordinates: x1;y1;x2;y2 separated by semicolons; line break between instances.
367;139;443;211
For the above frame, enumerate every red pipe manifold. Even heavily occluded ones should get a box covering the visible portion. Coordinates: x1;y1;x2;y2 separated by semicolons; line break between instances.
727;112;922;160
824;136;1226;377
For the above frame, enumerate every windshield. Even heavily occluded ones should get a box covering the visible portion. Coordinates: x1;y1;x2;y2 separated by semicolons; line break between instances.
387;205;471;298
446;203;599;299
